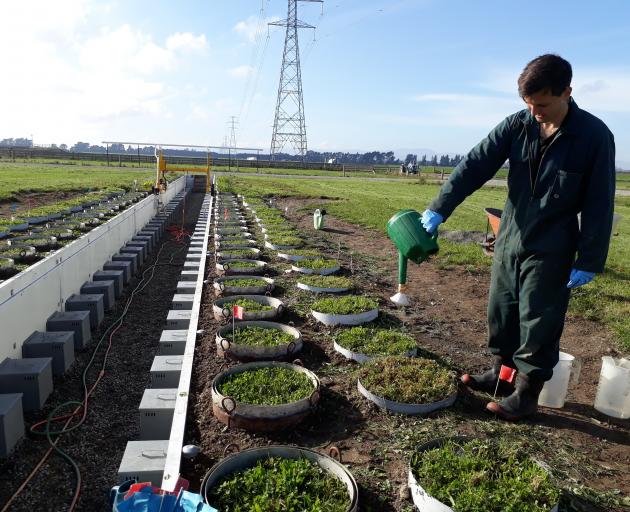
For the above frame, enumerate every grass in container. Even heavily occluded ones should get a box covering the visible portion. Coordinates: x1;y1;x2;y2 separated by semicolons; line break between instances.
206;456;350;512
225;326;295;346
312;296;378;315
298;275;353;288
267;235;304;246
295;258;339;270
410;438;560;512
227;261;260;269
220;249;257;258
223;278;268;288
335;327;416;357
358;356;456;404
221;298;274;312
219;366;314;405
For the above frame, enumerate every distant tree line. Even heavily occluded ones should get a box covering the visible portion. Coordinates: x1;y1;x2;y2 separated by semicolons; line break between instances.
0;139;467;167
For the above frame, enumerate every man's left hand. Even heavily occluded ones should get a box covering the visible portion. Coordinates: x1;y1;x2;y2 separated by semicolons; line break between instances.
567;269;595;289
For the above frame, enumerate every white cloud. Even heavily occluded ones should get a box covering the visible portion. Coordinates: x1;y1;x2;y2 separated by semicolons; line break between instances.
166;32;207;52
229;65;254;78
234;15;280;43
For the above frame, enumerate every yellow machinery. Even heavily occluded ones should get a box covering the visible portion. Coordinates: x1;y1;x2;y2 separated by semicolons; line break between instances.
155;148;211;193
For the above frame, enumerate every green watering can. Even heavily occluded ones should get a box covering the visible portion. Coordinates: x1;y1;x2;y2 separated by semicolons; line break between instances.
386;209;439;305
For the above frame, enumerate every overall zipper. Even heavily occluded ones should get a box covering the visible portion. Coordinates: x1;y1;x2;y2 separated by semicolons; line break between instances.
526;126;562;199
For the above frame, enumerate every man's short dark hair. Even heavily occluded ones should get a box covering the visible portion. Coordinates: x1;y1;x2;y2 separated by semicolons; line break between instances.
518;54;572;98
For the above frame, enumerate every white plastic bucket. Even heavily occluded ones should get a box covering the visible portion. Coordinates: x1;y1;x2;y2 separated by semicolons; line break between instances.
594;357;630;419
538;351;579;409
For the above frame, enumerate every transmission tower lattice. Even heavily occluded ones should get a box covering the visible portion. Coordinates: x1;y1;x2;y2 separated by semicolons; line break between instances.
269;0;322;160
228;116;239;149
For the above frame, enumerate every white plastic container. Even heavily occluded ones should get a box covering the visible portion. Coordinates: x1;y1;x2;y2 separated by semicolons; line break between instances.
594;356;630;419
538;351;580;409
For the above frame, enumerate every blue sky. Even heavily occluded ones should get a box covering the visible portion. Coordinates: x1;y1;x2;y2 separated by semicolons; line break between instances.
2;0;630;166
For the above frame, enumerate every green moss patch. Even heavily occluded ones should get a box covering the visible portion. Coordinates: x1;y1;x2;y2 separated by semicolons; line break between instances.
295;258;339;270
298;275;353;288
220;249;257;258
220;298;274;312
358;356;456;403
221;278;267;287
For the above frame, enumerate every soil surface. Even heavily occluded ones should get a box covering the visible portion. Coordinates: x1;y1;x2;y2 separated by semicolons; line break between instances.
0;193;204;512
183;196;629;512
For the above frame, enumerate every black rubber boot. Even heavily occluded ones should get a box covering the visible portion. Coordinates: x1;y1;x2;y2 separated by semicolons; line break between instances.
461;357;515;396
486;373;545;421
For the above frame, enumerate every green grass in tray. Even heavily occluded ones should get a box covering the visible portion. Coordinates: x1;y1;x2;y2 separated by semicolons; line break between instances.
225;326;294;346
220;249;256;257
295;258;339;270
358;356;456;403
228;261;260;268
222;278;266;287
219;367;314;405
207;456;349;512
267;235;304;246
221;298;273;312
335;327;416;356
312;295;378;315
299;275;353;288
410;438;560;512
284;248;322;257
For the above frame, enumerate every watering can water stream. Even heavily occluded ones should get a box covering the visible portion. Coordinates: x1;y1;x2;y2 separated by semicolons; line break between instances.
386;209;439;306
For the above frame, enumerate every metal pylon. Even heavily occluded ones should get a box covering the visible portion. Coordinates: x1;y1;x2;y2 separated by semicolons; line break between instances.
269;0;322;160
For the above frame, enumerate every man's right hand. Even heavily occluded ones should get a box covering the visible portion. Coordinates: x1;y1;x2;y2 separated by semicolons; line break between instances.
421;209;443;234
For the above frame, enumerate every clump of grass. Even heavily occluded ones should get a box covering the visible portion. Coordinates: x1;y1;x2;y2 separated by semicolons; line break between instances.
220;298;274;312
207;456;349;512
312;295;378;315
282;248;322;258
219;249;257;258
224;325;294;346
358;356;455;403
226;261;260;269
267;235;304;247
410;438;560;512
295;258;339;270
221;278;267;287
298;275;353;288
335;327;416;356
219;367;314;405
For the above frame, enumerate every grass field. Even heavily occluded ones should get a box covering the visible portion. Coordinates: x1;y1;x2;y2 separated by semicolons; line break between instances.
0;162;154;201
220;174;630;352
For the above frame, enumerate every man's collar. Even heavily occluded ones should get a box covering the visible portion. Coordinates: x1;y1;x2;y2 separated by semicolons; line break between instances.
521;97;580;135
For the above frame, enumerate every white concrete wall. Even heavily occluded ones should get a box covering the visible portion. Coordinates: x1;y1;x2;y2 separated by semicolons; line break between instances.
0;177;186;360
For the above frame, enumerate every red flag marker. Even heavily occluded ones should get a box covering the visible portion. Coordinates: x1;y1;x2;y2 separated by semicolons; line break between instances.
498;365;517;384
233;305;244;319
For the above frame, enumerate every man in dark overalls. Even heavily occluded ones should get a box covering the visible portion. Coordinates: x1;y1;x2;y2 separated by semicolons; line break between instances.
421;54;616;420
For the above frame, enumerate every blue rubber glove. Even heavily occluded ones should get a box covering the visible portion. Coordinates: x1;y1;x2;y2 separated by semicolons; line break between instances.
421;209;443;234
567;269;595;289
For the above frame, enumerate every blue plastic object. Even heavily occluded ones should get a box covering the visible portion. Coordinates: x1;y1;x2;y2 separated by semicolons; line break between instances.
567;269;595;289
421;209;444;234
111;482;217;512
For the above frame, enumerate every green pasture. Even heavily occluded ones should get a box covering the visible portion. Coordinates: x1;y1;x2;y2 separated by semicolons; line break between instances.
220;174;630;352
0;162;153;201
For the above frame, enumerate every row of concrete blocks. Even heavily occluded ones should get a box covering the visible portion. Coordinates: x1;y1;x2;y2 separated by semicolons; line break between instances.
117;194;212;486
0;192;189;458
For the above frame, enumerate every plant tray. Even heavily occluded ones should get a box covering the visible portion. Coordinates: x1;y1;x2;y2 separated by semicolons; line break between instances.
215;320;302;361
211;361;319;431
297;282;351;293
213;275;274;295
311;308;378;326
357;379;456;415
333;342;417;364
291;263;340;275
213;295;284;321
215;259;266;275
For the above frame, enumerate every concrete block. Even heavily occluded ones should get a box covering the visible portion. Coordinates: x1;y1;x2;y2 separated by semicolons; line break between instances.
185;252;201;262
176;281;196;294
139;389;177;440
138;229;159;245
22;331;74;376
183;261;200;270
112;252;139;275
81;280;115;310
180;270;198;282
171;294;193;310
166;310;191;330
150;355;182;388
158;330;187;355
0;358;53;411
103;261;132;285
65;294;105;330
93;270;124;298
0;394;24;458
118;440;168;486
125;241;148;261
47;311;91;349
120;245;144;267
133;235;154;252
